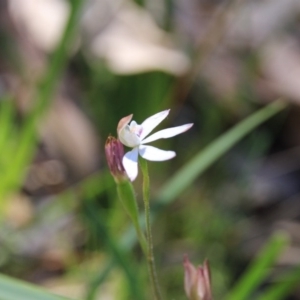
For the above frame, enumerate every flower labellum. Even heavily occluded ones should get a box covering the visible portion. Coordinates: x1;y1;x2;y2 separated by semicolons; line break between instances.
183;255;212;300
105;136;128;183
117;109;193;181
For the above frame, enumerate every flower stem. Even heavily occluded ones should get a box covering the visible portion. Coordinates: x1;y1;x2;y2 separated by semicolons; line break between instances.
139;158;163;300
117;181;147;255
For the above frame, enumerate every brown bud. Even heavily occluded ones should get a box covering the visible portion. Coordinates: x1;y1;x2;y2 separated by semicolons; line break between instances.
183;255;212;300
105;136;128;183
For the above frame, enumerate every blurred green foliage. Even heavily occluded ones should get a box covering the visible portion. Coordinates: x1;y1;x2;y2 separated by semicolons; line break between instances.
0;0;299;300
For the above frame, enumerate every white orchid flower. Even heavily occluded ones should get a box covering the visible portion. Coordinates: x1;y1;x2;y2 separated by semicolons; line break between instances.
117;109;193;181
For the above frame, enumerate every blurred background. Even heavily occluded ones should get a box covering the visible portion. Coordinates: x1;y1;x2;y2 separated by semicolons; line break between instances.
1;0;300;299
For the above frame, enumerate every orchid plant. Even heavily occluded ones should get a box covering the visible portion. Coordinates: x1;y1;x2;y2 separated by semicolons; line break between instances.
105;109;193;300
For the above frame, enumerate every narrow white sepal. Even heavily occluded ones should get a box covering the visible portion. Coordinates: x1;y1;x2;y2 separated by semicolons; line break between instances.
140;109;170;140
139;145;176;161
122;147;139;181
141;123;193;144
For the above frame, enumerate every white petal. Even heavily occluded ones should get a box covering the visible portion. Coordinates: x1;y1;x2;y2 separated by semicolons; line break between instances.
140;109;170;140
141;123;193;144
118;125;141;147
139;145;175;161
122;148;139;181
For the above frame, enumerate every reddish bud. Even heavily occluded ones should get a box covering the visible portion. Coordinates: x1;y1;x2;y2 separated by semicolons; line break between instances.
183;255;212;300
105;136;128;183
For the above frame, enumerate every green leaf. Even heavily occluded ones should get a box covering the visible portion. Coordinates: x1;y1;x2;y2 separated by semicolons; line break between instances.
157;100;287;205
226;232;289;300
257;265;300;300
0;274;72;300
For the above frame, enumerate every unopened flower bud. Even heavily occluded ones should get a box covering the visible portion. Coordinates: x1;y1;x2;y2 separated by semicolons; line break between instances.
105;136;128;183
183;254;212;300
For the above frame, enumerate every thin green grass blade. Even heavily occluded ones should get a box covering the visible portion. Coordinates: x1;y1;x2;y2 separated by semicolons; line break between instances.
0;0;84;202
82;201;143;300
226;232;289;300
36;0;83;113
85;227;139;300
158;100;287;205
85;261;115;300
0;274;73;300
0;99;15;171
0;98;14;155
257;265;300;300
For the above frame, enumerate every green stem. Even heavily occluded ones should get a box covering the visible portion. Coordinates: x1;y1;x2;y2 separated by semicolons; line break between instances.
139;158;163;300
117;181;147;255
